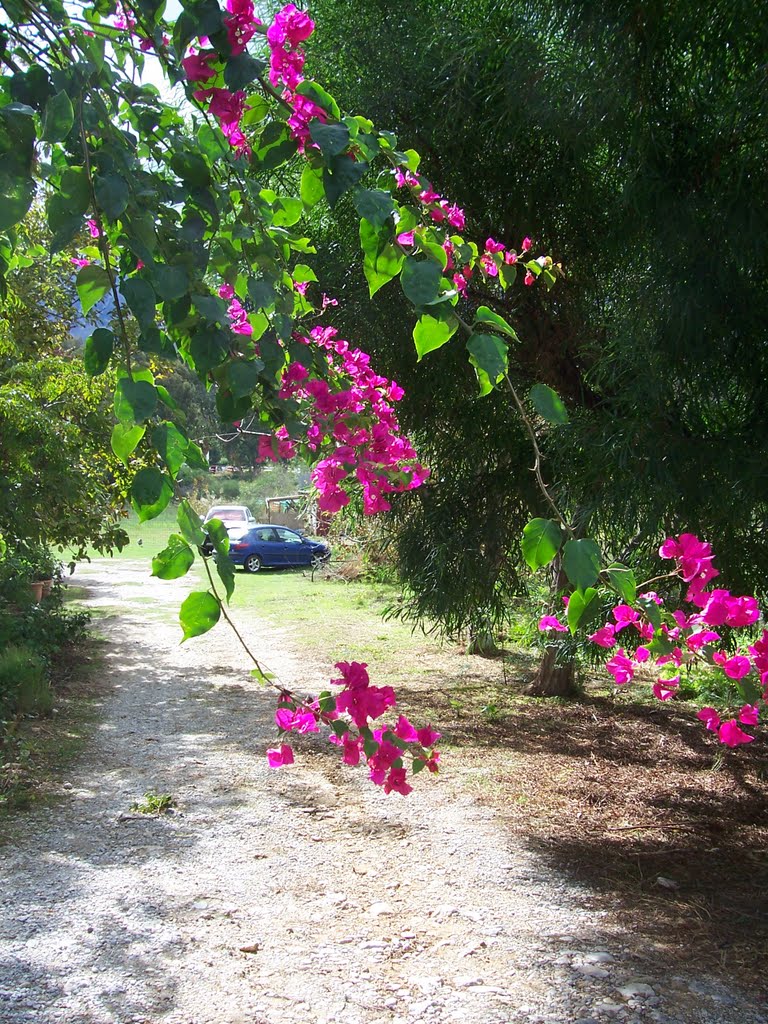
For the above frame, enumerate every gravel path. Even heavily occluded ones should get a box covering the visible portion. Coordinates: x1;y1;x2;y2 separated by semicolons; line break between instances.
1;561;765;1024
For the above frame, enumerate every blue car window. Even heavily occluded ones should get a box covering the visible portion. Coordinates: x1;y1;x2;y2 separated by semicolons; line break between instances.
276;528;303;544
255;528;278;542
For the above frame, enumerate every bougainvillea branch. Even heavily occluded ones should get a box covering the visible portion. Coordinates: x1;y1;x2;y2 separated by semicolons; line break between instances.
0;0;761;793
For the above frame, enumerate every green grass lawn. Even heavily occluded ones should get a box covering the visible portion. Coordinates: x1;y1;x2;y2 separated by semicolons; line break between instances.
227;568;436;682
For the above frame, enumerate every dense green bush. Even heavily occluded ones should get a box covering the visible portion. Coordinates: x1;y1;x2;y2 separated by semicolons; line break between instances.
0;645;51;719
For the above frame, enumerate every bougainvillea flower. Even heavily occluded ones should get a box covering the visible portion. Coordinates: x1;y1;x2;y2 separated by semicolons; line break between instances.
657;647;683;668
589;623;616;648
267;743;295;767
416;725;441;747
697;706;721;732
394;715;418;742
652;676;680;701
539;614;568;632
738;703;760;726
606;649;634;685
685;629;720;651
612;604;640;630
721;655;751;680
718;719;755;747
182;49;218;82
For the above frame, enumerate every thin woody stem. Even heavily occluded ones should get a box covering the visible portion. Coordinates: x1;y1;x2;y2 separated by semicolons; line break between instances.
77;103;134;376
201;555;280;683
502;375;574;537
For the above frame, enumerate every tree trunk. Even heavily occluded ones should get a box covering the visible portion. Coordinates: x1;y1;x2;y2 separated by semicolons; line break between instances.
466;629;500;657
526;645;578;697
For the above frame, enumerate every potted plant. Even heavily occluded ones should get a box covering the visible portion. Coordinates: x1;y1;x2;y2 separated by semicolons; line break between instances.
0;545;60;604
24;544;59;599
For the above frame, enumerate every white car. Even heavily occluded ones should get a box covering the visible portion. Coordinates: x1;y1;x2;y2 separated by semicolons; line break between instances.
202;505;257;545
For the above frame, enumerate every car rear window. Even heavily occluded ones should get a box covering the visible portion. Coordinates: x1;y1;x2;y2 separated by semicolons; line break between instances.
207;507;246;521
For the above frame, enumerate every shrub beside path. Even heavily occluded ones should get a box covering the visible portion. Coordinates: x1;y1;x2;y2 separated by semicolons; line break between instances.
0;561;765;1024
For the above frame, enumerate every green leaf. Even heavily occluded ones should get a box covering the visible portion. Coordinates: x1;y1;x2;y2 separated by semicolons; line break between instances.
152;264;190;301
530;383;569;425
648;633;676;658
224;52;266;89
413;311;458;360
41;89;73;142
59;166;90;211
295;80;340;119
192;292;228;324
292;264;318;284
189;325;229;373
83;328;114;376
130;467;173;522
0;173;34;233
152;421;191;477
473;305;518;340
637;594;663;632
178;499;206;547
180;591;221;642
247;276;276;309
170;150;211;187
401;258;443;306
185;441;208;471
271;196;303;227
474;366;493;398
521;518;564;571
605;562;637;604
309;119;350;157
114;377;157;425
76;265;111;316
359;220;403;297
110;422;145;465
318;692;336;714
152;534;195;580
254;121;298;169
205;518;229;554
329;718;349;737
157;384;181;413
250;666;276;685
227;359;262;398
562;538;601;590
567;587;600;634
214;551;236;603
94;172;128;220
353;188;395;229
323;154;368;209
121;278;157;329
498;262;517;290
466;332;508;383
300;163;324;208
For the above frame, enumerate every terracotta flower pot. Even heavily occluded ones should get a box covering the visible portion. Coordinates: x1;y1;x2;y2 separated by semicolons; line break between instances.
41;579;53;598
29;581;43;603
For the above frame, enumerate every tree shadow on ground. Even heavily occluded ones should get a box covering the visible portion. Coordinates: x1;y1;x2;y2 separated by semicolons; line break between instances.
401;677;768;999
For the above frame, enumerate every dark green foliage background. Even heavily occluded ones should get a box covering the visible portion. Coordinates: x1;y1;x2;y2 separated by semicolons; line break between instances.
305;0;768;633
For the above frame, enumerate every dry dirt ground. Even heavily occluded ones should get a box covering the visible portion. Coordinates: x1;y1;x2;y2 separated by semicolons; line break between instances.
0;560;766;1024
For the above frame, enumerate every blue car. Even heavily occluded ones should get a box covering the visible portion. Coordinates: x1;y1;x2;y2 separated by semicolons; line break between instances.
227;524;331;573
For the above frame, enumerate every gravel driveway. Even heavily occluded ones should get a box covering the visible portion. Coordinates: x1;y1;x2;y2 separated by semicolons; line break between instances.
0;560;765;1024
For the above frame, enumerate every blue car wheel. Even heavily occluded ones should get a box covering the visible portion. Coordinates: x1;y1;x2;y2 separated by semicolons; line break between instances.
244;553;262;574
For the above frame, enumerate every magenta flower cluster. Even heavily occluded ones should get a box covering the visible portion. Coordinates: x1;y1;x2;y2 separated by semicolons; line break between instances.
539;533;764;747
264;323;429;514
266;661;441;796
